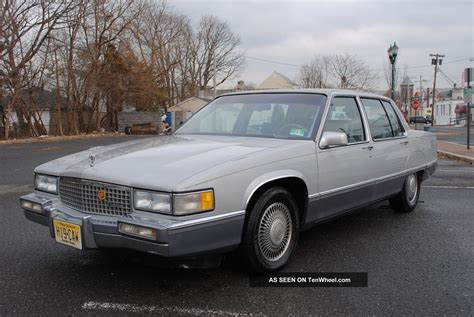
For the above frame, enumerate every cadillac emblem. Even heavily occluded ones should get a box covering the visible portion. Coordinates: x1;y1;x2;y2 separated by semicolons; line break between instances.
97;189;107;201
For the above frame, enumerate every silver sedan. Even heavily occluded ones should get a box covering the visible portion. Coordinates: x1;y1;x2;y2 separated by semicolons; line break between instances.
20;89;437;272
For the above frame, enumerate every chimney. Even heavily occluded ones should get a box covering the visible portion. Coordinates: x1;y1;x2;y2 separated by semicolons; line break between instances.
236;80;245;90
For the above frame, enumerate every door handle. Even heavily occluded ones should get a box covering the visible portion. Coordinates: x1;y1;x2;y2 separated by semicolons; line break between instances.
400;141;409;145
362;146;374;150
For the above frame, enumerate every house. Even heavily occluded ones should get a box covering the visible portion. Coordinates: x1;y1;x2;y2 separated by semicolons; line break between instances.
257;71;298;89
167;96;212;130
168;96;212;113
0;88;57;137
434;88;466;125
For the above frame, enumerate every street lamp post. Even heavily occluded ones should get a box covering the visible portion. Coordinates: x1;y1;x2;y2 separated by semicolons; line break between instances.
387;42;399;101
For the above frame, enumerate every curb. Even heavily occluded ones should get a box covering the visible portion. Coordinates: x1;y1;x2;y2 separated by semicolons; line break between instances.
437;150;474;165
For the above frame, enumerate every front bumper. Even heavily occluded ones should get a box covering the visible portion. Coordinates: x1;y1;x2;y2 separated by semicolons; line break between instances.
20;192;245;257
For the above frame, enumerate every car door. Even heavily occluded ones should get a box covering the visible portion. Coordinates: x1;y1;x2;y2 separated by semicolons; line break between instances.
359;97;409;200
309;96;374;223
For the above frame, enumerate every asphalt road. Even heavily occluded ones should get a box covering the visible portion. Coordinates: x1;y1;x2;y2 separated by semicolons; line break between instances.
431;125;474;146
1;136;473;316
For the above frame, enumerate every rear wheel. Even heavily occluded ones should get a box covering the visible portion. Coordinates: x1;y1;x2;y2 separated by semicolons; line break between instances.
389;173;420;213
241;187;299;272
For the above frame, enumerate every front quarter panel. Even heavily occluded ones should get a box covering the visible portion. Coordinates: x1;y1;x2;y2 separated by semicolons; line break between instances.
173;142;318;216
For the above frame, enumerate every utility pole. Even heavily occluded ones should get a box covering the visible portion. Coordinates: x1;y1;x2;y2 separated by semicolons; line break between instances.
430;53;445;126
213;54;217;98
465;68;472;150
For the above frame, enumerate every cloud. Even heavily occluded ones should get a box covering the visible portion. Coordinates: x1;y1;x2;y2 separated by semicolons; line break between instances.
171;0;473;88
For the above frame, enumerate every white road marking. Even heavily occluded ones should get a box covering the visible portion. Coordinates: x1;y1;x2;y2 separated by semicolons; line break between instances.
436;170;474;173
82;301;264;316
424;185;474;189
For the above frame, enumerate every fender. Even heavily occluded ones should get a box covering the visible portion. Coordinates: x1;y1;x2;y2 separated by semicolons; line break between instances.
243;169;308;208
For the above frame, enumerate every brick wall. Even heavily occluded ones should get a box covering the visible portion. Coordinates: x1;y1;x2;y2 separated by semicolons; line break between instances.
117;112;162;132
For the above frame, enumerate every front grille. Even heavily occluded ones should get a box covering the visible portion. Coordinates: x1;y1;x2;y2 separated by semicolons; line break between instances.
59;177;131;216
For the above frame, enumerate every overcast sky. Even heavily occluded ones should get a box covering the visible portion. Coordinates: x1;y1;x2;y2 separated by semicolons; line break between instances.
170;0;473;90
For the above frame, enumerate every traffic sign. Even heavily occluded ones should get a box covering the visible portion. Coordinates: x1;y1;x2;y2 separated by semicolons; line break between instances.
411;100;420;110
463;87;472;103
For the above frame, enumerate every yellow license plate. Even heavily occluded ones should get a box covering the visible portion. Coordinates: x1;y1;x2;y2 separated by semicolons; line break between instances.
53;219;82;249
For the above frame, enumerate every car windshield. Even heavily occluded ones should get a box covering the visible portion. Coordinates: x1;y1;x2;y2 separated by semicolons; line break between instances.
175;93;327;140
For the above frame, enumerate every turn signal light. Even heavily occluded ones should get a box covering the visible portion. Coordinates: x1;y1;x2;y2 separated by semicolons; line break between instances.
20;199;43;213
118;223;157;240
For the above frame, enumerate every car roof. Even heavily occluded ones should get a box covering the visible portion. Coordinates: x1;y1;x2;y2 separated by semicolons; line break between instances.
219;88;391;101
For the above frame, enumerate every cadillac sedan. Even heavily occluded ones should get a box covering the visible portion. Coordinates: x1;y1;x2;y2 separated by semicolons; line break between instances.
20;89;437;272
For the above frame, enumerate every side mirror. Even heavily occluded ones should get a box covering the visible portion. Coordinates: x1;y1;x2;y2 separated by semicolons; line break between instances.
319;131;348;148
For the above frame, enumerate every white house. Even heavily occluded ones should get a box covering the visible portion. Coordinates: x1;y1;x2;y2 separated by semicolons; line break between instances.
434;88;466;125
257;71;298;89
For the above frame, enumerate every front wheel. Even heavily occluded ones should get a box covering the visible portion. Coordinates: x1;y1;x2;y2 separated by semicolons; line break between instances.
389;173;420;213
241;187;299;272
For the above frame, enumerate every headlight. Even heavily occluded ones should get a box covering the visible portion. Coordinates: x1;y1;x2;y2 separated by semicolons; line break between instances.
35;174;58;194
173;190;214;215
133;190;171;214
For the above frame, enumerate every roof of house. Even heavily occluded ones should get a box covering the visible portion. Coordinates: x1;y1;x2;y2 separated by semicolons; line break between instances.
400;76;414;86
168;97;212;112
256;71;298;89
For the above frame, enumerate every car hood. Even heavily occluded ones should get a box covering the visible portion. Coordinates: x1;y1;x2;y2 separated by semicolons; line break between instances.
35;135;295;191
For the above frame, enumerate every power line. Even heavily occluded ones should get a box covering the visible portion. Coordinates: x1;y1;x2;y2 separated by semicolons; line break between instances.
438;68;459;86
245;55;300;67
245;54;471;72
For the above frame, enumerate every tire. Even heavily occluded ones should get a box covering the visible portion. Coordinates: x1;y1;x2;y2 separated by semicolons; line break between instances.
241;187;299;272
389;173;420;213
124;126;131;135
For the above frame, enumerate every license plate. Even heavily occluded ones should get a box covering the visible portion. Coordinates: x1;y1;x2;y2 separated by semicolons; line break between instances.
53;219;82;250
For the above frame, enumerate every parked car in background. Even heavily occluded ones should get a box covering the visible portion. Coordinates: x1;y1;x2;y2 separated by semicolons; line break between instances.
20;89;437;272
410;116;432;124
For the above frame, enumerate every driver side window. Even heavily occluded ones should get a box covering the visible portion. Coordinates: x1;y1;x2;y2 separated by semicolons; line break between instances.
323;97;366;143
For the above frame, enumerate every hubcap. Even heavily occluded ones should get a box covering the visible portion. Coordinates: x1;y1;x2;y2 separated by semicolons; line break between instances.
258;202;293;262
406;174;418;204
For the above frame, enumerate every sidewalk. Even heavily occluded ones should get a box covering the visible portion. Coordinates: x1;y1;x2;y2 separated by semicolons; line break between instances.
437;141;474;164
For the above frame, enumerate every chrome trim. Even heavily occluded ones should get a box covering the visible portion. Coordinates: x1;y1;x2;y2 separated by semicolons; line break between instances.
59;177;132;216
168;210;245;229
318;179;374;197
318;140;370;151
372;135;408;142
245;175;305;206
307;159;437;198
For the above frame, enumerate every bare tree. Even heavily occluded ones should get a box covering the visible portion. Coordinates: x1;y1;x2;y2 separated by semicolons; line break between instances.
191;15;245;92
130;1;189;108
0;0;75;138
329;53;378;91
1;0;247;139
297;56;331;88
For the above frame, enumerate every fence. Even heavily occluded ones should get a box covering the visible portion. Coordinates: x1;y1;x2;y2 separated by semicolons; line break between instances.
117;112;162;133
